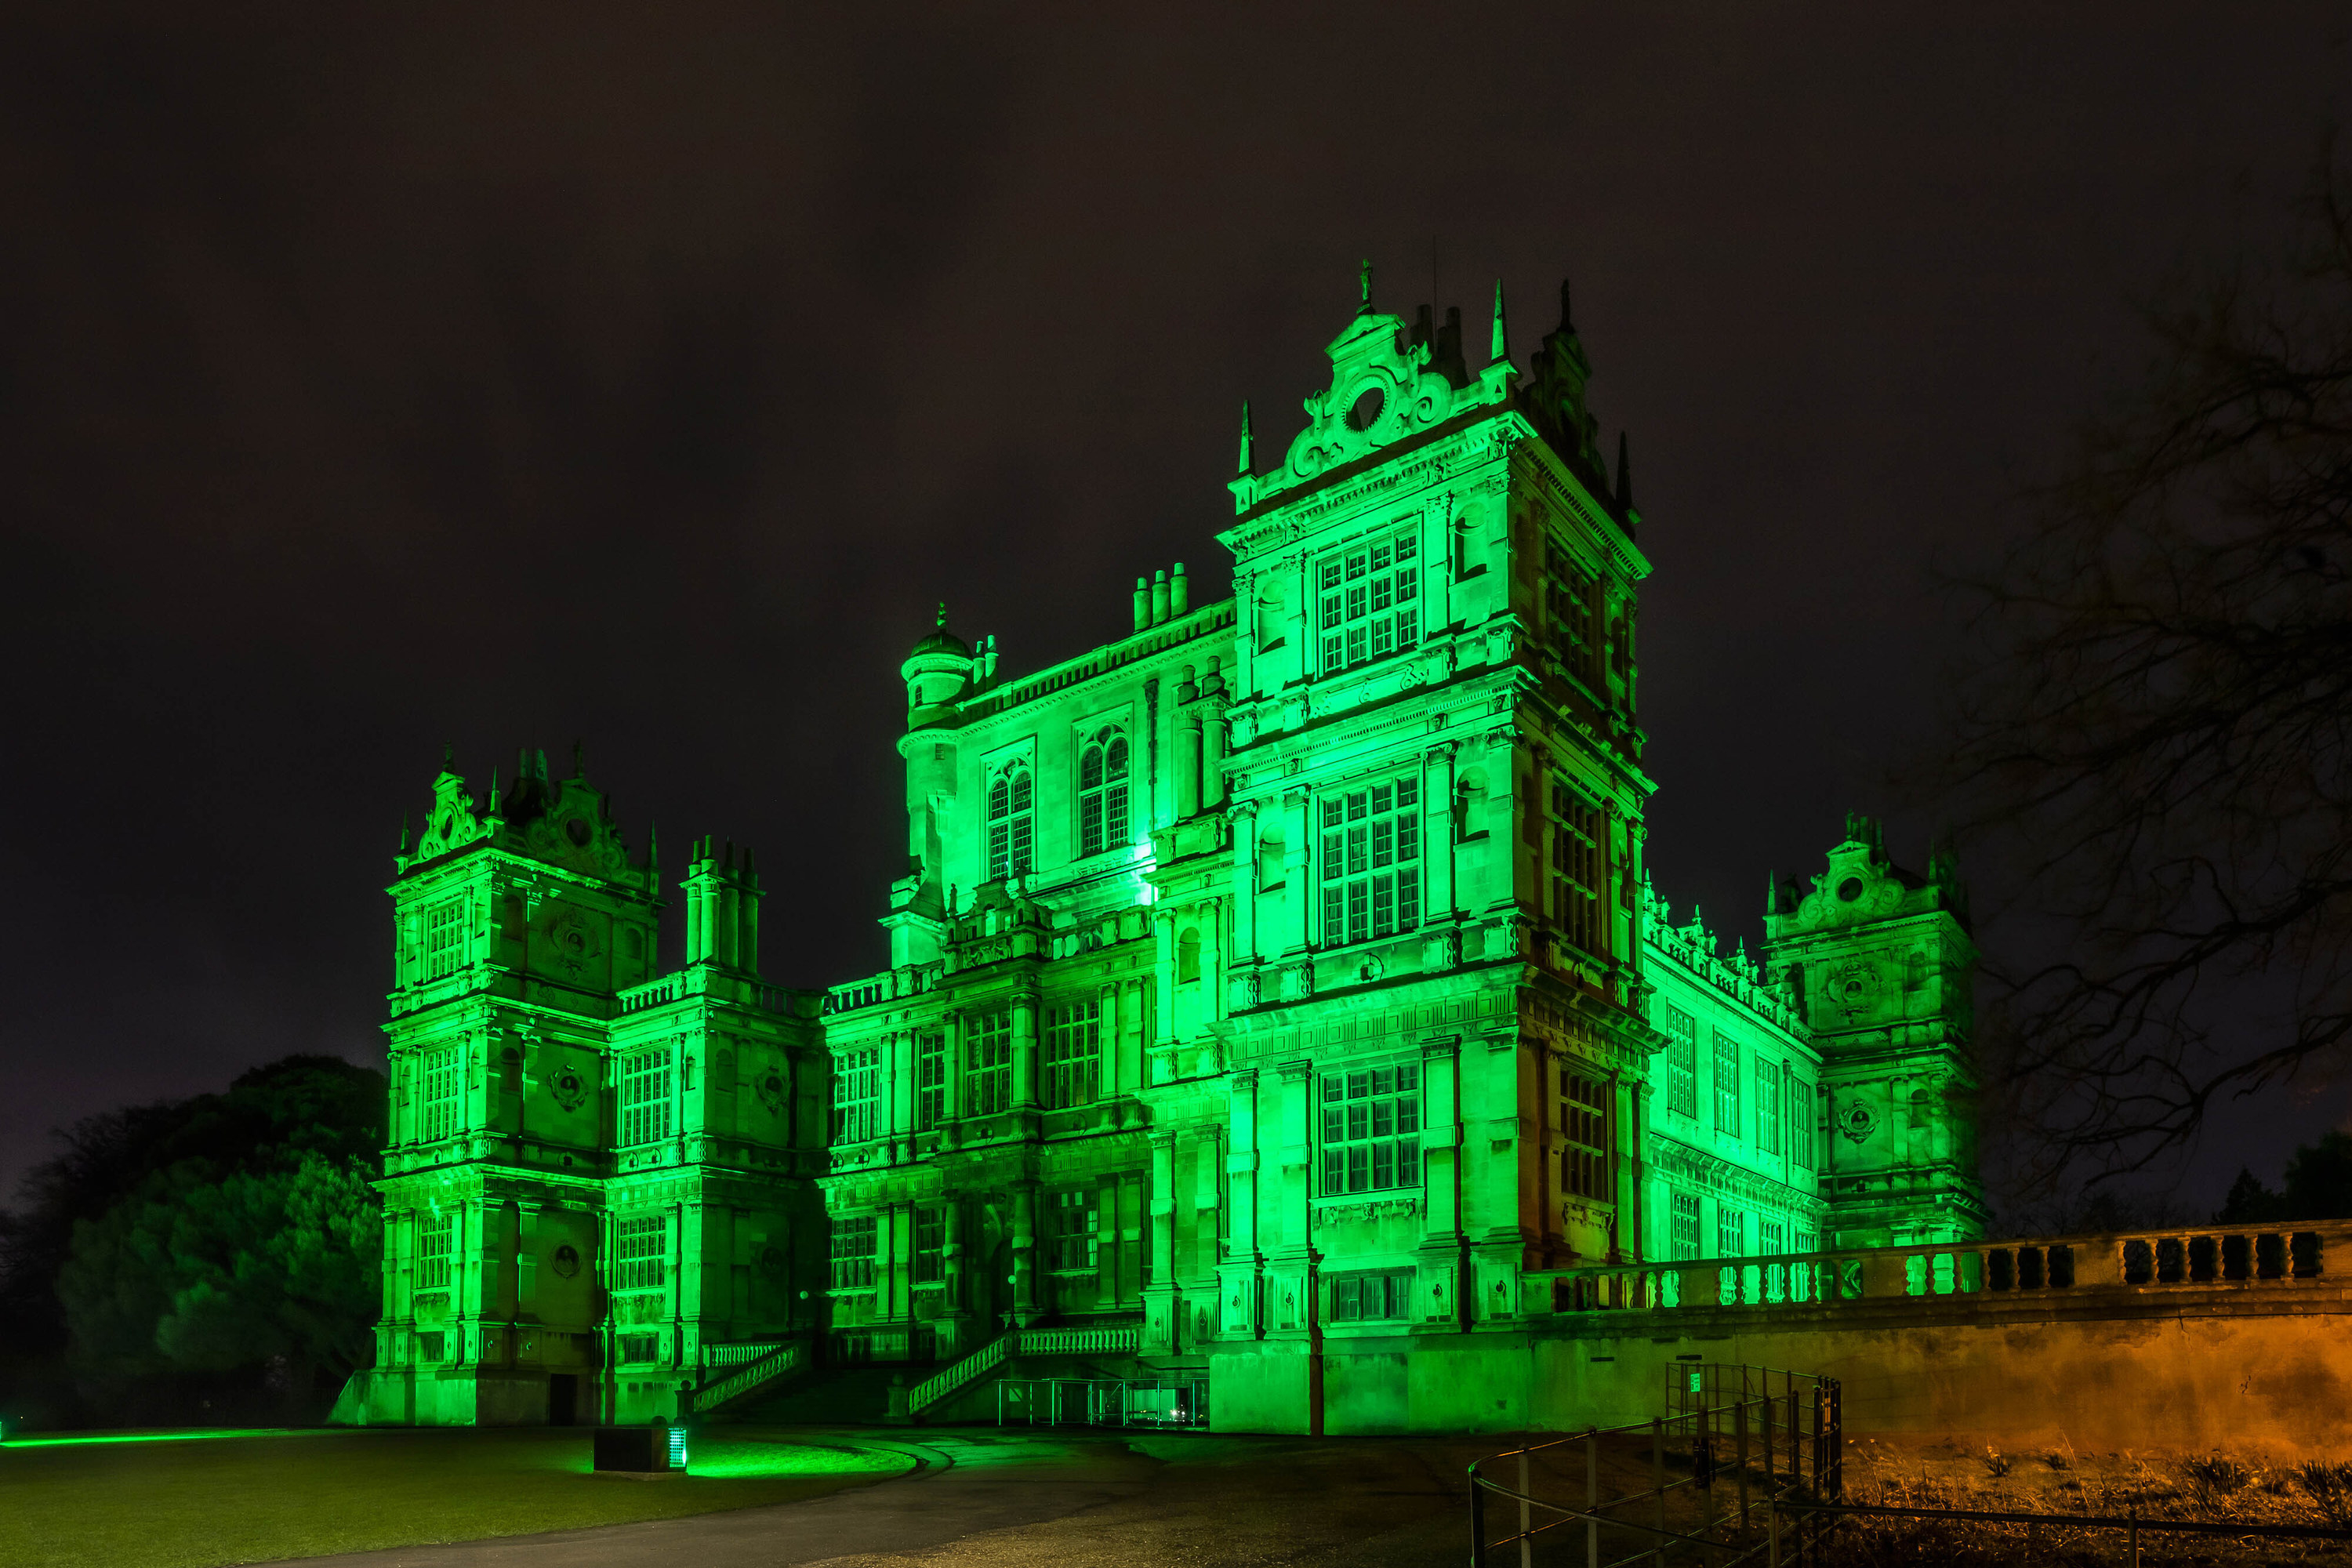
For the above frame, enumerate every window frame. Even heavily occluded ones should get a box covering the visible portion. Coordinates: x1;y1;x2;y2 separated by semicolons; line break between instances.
420;1046;464;1143
1076;728;1131;859
912;1207;946;1286
1670;1192;1701;1261
986;763;1035;882
1327;1267;1414;1323
1044;1000;1101;1109
1548;780;1607;959
1317;774;1423;949
1316;527;1421;674
424;897;466;980
615;1214;666;1291
829;1214;877;1290
832;1043;882;1143
417;1210;454;1290
1661;1004;1699;1120
1559;1068;1612;1203
964;1010;1012;1117
1319;1061;1424;1196
1712;1030;1741;1138
1049;1188;1099;1274
916;1032;947;1131
619;1045;675;1147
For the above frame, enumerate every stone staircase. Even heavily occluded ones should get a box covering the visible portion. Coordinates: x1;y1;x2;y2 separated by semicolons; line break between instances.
905;1323;1144;1421
726;1363;909;1425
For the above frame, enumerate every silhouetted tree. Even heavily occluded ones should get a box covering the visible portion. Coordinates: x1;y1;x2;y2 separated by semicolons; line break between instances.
0;1055;383;1425
1953;146;2352;1183
2216;1131;2352;1222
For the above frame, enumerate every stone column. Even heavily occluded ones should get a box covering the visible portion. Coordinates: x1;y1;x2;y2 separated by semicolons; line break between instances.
1143;1132;1179;1353
1178;713;1203;818
1203;707;1229;810
1425;741;1458;920
1011;1184;1039;1326
1013;990;1040;1109
1202;896;1226;1028
1281;788;1312;953
940;1199;969;1355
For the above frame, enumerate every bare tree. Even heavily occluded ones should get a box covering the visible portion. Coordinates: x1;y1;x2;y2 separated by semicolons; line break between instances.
1954;146;2352;1187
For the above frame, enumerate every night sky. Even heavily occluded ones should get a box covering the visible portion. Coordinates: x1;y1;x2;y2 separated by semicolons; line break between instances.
3;5;2346;1210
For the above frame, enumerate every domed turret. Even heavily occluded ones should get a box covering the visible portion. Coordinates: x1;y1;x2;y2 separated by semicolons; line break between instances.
901;604;975;730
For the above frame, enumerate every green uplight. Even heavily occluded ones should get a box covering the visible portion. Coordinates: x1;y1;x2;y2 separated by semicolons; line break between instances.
0;1428;294;1448
680;1438;906;1481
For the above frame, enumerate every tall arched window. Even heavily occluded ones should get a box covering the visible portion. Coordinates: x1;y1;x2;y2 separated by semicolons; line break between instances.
1076;728;1129;858
988;764;1033;881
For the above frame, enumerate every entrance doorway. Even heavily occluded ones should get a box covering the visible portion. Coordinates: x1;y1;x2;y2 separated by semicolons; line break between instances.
548;1374;579;1426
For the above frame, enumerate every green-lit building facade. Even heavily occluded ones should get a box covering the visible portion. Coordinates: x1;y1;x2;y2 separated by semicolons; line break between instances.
336;277;1982;1432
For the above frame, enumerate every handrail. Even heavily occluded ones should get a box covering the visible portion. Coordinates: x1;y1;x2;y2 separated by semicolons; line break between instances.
906;1323;1145;1415
690;1338;807;1414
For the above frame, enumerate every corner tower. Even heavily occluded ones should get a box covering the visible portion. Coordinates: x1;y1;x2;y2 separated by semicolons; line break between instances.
1762;815;1985;1246
1208;267;1656;1425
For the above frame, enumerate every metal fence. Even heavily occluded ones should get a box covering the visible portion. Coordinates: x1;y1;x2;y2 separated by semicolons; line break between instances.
1468;1364;1841;1567
995;1376;1209;1429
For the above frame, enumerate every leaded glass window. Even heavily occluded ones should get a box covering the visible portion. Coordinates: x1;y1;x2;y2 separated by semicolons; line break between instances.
1329;1269;1414;1323
425;897;465;979
1713;1030;1740;1138
1076;728;1129;858
421;1047;464;1142
1559;1069;1611;1201
1549;781;1606;958
1316;528;1420;672
1319;1062;1422;1195
829;1214;876;1290
913;1207;946;1285
1758;1058;1783;1156
1049;1189;1098;1272
1317;775;1421;947
987;764;1033;882
1716;1205;1744;1258
1661;1004;1698;1120
1760;1218;1787;1256
616;1214;666;1290
832;1044;881;1143
417;1210;454;1290
1791;1074;1816;1171
619;1046;674;1146
964;1010;1011;1116
916;1033;946;1131
1044;1000;1100;1109
1670;1192;1700;1261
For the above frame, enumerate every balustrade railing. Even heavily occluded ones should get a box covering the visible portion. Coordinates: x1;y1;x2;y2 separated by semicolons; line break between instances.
823;964;942;1016
1533;1221;2342;1319
690;1338;806;1414
905;1322;1145;1417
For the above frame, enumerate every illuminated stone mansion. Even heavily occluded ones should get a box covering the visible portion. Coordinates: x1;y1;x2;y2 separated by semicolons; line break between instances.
336;272;1983;1431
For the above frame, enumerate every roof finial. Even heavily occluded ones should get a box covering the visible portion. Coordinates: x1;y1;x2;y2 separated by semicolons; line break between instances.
1559;274;1574;332
1357;257;1374;314
487;764;499;812
1237;400;1253;475
936;601;948;629
441;740;454;769
398;811;410;855
1489;279;1510;366
1615;430;1633;512
572;739;585;778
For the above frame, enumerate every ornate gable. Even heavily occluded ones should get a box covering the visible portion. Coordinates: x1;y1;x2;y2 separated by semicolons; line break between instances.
1229;267;1513;515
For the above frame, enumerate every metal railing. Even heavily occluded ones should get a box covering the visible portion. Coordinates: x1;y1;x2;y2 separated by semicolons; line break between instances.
995;1377;1209;1428
1771;1500;2352;1566
1468;1365;1841;1567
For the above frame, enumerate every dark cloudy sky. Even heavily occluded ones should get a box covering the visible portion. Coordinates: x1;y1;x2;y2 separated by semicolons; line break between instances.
2;3;2346;1210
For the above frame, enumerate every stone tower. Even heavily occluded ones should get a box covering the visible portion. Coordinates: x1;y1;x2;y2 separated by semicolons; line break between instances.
348;748;829;1427
1762;815;1984;1247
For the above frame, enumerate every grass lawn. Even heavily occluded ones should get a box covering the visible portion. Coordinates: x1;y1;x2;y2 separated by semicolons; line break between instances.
0;1425;913;1568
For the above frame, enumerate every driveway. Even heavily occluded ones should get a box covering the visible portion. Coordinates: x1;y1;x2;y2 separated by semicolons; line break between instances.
280;1426;1493;1568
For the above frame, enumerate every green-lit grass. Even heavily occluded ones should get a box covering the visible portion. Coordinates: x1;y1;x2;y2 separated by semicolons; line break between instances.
0;1427;911;1568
